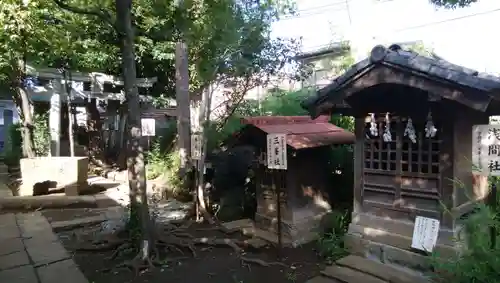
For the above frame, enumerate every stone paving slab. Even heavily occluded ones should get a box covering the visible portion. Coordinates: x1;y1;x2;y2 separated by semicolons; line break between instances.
0;212;17;227
0;250;31;270
17;212;53;237
0;224;20;241
0;213;20;241
37;259;88;283
0;237;24;256
26;240;71;267
0;212;88;283
0;265;38;283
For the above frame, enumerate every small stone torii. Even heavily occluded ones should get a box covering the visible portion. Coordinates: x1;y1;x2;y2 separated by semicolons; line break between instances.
25;64;157;157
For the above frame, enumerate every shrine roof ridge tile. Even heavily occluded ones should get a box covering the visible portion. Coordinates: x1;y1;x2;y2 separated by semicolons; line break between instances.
301;44;500;117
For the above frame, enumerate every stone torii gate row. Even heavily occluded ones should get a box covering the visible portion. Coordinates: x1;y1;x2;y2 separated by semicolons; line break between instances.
25;65;157;156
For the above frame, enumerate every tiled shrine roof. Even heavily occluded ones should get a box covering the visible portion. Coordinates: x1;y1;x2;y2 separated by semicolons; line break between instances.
302;44;500;117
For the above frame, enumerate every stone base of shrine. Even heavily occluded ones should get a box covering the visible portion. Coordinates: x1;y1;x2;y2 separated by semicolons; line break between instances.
345;212;463;272
255;208;330;247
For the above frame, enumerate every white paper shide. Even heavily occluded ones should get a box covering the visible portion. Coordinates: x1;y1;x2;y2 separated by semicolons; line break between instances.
411;216;440;252
472;125;500;175
266;134;287;170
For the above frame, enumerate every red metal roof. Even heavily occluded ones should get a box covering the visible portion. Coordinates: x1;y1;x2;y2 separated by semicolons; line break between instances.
241;115;355;149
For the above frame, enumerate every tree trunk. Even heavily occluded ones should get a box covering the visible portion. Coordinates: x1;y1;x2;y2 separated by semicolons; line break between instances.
85;99;103;163
67;104;75;157
115;0;152;256
196;86;214;223
175;41;191;179
116;107;128;169
63;70;75;157
17;86;35;158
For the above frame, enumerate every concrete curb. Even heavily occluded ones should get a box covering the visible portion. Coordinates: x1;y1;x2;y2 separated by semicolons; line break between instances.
0;194;120;210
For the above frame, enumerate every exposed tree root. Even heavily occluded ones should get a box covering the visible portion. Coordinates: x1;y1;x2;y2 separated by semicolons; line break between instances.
192;237;243;253
71;220;290;273
115;252;157;275
195;226;241;234
108;242;134;260
240;256;287;268
73;239;126;252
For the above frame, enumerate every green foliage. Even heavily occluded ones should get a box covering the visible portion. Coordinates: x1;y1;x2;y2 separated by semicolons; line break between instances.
158;151;185;198
317;210;350;263
146;140;168;180
430;203;500;282
430;179;500;283
145;139;185;199
1;0;303;110
30;0;302;101
260;89;310;116
33;112;50;156
208;89;313;148
3;123;22;166
2;113;49;162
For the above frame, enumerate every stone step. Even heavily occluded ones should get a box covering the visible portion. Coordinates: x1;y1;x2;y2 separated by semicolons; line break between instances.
305;275;341;283
221;218;293;246
321;265;386;283
222;218;254;231
242;226;293;246
335;255;430;283
243;237;269;249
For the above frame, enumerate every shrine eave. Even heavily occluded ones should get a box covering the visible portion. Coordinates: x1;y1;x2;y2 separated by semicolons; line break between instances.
239;115;355;149
301;44;500;118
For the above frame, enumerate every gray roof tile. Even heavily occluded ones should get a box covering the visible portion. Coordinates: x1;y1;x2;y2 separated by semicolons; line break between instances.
302;45;500;114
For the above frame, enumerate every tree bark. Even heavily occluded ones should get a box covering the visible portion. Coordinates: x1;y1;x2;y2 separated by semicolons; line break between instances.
175;41;191;179
85;99;102;157
17;86;35;158
196;86;214;223
115;0;152;256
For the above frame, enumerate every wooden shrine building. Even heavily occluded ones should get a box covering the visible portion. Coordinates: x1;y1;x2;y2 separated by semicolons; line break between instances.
229;116;354;245
301;44;500;270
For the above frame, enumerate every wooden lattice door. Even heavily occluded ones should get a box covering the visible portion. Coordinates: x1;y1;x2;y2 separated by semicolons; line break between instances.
362;115;442;219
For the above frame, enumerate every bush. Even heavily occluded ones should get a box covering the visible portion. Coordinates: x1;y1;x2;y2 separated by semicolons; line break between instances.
33;112;50;156
317;210;350;263
146;140;169;180
430;180;500;283
3;123;22;166
146;140;187;200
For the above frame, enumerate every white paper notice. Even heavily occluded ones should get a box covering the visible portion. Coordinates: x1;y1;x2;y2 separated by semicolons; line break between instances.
141;118;156;136
266;134;287;170
411;216;440;252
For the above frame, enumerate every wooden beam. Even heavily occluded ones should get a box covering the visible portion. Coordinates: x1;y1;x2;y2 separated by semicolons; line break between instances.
24;63;157;87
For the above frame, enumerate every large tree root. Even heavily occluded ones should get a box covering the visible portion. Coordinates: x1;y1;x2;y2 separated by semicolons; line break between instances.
115;252;158;275
71;220;290;273
240;256;287;268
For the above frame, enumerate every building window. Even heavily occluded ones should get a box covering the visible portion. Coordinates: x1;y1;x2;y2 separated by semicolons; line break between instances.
363;115;441;176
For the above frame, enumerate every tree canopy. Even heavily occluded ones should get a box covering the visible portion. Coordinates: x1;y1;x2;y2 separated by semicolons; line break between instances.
1;0;301;101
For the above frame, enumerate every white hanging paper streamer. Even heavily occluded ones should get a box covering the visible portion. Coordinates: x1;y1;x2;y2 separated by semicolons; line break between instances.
383;113;392;142
369;113;378;136
425;111;437;138
404;118;417;143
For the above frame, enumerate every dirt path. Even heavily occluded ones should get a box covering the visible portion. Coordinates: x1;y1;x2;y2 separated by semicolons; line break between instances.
56;222;325;283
